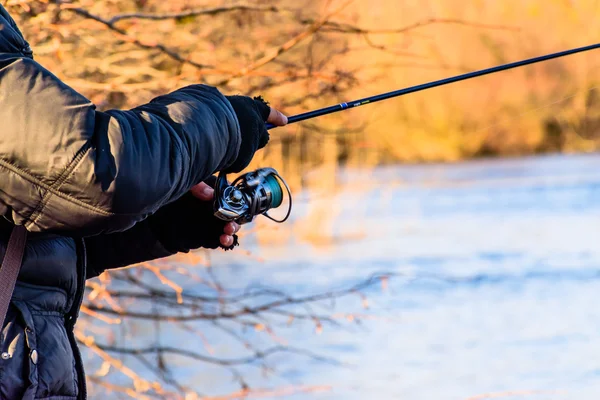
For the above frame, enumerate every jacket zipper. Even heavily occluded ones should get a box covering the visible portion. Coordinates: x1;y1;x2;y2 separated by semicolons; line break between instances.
67;238;88;400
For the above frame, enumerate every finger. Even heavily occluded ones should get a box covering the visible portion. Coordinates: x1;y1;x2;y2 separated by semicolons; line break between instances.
224;222;240;236
190;182;214;201
220;234;234;247
267;107;288;126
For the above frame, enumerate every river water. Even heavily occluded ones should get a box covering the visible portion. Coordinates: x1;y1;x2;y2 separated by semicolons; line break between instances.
91;153;600;400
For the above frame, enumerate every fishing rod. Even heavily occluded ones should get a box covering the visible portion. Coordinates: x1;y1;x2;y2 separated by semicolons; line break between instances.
216;42;600;226
266;42;600;130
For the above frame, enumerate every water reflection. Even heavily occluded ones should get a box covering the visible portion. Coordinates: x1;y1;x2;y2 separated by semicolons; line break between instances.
89;154;600;400
212;154;600;399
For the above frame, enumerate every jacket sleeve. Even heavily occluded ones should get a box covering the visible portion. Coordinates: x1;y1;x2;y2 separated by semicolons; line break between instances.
84;176;235;278
0;55;241;236
83;218;174;279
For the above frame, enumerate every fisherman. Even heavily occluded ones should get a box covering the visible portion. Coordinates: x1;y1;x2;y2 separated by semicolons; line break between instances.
0;4;287;399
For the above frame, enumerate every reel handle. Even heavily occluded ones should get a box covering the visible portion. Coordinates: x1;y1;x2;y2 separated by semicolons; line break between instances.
213;171;251;224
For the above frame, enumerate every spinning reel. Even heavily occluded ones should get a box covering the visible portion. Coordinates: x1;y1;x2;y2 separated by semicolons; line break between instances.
213;168;292;225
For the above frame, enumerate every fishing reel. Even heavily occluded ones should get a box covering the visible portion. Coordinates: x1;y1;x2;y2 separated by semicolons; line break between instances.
213;168;292;225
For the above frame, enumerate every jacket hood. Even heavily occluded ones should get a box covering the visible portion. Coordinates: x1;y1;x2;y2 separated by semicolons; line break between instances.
0;4;32;58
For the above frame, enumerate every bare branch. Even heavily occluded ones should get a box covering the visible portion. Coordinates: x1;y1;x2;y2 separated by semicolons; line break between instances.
54;1;213;70
94;344;341;366
217;0;355;85
84;273;394;321
87;376;159;400
133;354;188;395
316;17;521;35
108;5;281;24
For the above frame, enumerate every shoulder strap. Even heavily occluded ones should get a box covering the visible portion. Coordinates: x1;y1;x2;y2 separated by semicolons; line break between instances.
0;225;27;327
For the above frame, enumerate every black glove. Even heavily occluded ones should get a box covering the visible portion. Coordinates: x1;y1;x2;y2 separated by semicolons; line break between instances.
148;176;239;253
224;95;271;173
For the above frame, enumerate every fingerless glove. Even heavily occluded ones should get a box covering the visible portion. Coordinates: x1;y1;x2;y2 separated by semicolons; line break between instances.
148;177;239;253
224;95;271;173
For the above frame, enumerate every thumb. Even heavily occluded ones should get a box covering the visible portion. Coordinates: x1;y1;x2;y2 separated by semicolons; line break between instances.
267;107;288;126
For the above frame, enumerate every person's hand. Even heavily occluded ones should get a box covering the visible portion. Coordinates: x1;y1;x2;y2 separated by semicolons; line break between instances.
152;97;288;251
189;182;240;248
189;101;286;247
224;95;288;173
149;175;244;253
